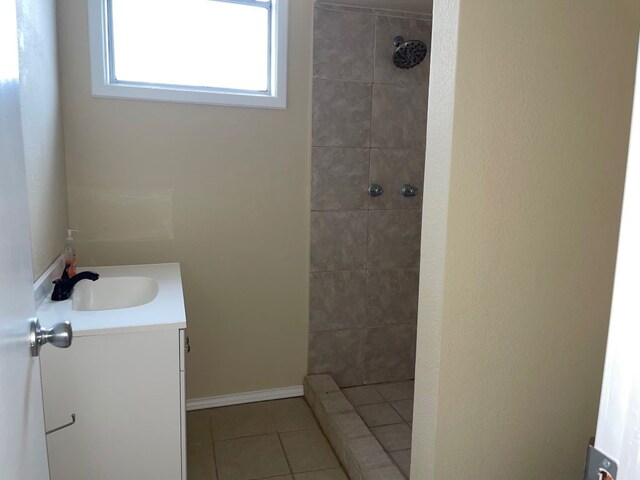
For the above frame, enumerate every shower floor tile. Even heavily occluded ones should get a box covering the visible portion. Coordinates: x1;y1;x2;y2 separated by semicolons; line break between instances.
186;397;347;480
342;381;414;479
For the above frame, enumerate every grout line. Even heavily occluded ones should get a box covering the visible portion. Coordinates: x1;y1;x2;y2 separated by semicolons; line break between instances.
314;1;432;21
362;74;374;386
311;145;426;152
313;75;428;88
311;207;370;213
369;16;376;150
311;145;369;150
213;430;308;443
311;207;424;213
311;207;422;213
207;416;220;480
388;399;406;419
310;267;420;274
371;10;377;87
276;432;294;476
309;324;417;336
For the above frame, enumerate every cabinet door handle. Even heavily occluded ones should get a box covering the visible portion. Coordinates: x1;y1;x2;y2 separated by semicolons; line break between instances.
46;414;76;435
185;336;191;353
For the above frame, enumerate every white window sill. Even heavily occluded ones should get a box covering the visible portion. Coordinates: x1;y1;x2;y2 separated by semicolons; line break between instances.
91;81;287;109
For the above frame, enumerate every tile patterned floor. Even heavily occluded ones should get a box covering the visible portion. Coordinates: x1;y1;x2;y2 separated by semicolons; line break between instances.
187;398;349;480
342;381;414;479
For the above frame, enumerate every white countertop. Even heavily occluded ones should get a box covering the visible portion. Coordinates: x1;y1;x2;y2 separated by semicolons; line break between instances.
37;263;187;337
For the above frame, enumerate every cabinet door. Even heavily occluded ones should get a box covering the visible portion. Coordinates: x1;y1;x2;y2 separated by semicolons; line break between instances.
41;329;182;480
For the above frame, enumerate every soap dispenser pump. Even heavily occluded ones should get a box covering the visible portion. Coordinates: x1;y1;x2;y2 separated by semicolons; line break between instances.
64;229;78;277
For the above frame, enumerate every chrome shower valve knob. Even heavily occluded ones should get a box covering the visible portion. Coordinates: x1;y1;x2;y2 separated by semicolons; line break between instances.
401;184;419;197
369;184;384;197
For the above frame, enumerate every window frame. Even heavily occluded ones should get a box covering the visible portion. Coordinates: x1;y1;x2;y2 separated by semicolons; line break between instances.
87;0;288;109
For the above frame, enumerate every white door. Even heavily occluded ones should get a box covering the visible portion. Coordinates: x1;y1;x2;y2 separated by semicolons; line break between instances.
0;0;50;478
592;35;640;480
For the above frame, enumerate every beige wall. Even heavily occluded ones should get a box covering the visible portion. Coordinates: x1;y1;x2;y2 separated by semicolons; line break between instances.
413;0;639;479
18;0;69;280
56;0;313;398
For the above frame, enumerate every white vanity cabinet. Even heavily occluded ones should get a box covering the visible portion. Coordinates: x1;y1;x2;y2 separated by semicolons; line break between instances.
36;264;188;480
41;328;187;480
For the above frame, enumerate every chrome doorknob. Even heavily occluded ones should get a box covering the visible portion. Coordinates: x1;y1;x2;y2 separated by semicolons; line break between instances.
401;184;419;197
30;318;73;357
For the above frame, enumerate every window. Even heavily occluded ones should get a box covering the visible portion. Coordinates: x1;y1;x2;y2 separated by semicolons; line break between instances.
88;0;288;108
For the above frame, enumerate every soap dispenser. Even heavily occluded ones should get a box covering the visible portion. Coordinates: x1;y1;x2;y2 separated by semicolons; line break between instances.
64;229;77;277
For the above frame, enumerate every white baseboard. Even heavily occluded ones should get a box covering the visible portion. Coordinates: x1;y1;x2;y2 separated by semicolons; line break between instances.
186;385;304;411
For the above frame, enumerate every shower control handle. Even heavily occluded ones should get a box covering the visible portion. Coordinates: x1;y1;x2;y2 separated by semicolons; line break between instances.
369;184;384;197
402;184;419;197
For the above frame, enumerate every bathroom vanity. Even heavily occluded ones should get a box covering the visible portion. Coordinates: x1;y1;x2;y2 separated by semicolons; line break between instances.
36;263;187;480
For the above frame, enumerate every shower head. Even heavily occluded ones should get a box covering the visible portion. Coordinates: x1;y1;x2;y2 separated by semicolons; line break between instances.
393;36;428;69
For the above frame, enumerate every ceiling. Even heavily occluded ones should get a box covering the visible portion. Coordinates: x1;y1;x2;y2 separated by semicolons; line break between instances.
315;0;433;15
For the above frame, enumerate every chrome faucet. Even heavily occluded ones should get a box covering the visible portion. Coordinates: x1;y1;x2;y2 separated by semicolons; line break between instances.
51;265;99;301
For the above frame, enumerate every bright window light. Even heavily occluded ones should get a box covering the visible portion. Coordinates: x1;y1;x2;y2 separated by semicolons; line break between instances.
88;0;288;108
0;0;20;83
110;0;269;92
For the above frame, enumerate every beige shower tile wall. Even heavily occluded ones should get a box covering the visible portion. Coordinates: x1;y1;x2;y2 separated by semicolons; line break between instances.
309;4;431;387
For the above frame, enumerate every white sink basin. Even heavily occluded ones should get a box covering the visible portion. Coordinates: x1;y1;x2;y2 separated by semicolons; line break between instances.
72;276;160;312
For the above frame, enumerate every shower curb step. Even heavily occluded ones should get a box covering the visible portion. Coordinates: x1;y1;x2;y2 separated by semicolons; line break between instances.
304;374;405;480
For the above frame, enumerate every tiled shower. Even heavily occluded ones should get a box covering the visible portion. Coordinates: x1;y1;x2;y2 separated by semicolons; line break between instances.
308;3;432;387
